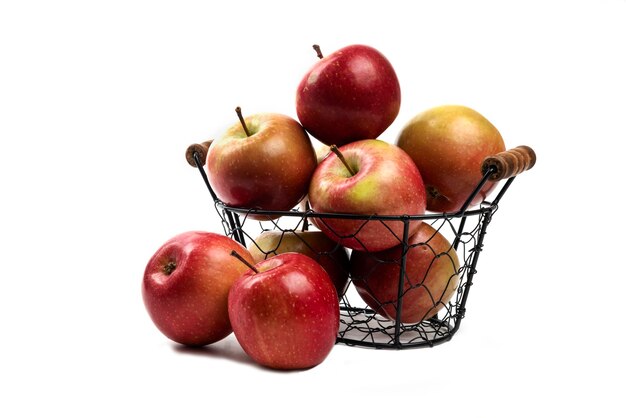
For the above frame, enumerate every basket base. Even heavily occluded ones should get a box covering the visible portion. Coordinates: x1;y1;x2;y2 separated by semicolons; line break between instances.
337;307;458;349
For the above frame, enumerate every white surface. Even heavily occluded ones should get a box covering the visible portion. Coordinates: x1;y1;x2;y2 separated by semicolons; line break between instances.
1;0;625;416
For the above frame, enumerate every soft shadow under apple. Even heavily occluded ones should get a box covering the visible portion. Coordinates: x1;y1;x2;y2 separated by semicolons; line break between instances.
171;337;311;373
171;336;257;366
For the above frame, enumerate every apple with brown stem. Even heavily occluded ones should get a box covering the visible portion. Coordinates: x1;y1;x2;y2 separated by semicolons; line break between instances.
228;251;339;370
296;44;401;146
206;107;317;219
307;139;427;252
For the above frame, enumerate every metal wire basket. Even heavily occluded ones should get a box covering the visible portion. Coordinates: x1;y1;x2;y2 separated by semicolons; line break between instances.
186;142;536;349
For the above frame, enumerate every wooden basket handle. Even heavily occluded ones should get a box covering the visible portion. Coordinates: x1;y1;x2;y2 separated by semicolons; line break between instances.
481;145;536;181
185;140;213;167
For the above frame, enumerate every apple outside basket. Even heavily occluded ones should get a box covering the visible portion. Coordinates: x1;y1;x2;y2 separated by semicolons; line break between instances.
186;142;536;349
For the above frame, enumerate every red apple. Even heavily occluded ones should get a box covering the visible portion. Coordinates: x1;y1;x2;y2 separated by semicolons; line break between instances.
142;231;255;346
307;139;427;252
350;223;460;324
228;252;339;370
396;105;506;213
296;44;401;146
207;109;317;219
248;230;350;298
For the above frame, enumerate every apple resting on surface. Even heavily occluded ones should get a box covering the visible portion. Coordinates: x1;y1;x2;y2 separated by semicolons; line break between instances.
228;252;340;370
142;231;255;346
207;109;317;219
396;105;506;213
248;230;350;298
307;139;427;252
350;222;460;324
296;44;401;147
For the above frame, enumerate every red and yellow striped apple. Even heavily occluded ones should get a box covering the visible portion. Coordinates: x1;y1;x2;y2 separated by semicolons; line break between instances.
350;222;460;324
307;139;426;252
207;110;317;219
228;252;339;370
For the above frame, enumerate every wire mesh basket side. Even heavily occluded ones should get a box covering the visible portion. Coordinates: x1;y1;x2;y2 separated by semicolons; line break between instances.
213;202;496;349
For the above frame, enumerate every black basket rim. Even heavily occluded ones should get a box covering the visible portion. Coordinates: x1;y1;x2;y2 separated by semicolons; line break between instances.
215;201;496;221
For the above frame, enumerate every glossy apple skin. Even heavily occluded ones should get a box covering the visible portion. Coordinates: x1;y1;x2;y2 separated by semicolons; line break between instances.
228;253;339;370
248;230;350;298
296;44;401;146
207;113;317;219
350;223;460;324
396;105;506;213
308;139;426;252
142;231;255;346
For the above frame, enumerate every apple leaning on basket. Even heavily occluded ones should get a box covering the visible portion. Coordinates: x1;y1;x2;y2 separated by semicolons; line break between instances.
144;43;536;370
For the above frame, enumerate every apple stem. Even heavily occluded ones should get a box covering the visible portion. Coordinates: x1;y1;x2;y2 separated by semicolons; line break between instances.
329;145;356;176
312;44;323;59
230;250;258;273
235;106;251;137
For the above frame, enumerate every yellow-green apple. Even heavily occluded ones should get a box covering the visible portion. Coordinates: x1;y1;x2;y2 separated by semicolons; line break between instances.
296;44;401;146
248;230;350;297
307;139;427;252
207;109;317;219
228;252;339;370
350;223;460;324
142;231;255;346
396;105;506;213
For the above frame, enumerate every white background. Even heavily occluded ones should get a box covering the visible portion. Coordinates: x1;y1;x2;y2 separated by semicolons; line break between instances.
1;0;625;416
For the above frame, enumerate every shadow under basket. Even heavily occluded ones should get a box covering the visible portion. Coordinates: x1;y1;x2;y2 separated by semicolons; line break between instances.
186;143;536;349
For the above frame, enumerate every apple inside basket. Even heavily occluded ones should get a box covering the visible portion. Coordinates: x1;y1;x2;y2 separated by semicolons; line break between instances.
186;141;535;349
